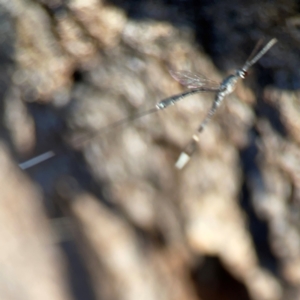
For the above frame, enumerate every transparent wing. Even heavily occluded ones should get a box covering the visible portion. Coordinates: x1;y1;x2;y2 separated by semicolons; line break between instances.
169;70;220;90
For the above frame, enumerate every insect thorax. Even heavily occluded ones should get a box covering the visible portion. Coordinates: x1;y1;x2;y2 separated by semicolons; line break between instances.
220;74;239;95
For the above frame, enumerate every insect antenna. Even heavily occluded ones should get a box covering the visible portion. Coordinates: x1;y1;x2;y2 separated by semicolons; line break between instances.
242;38;277;72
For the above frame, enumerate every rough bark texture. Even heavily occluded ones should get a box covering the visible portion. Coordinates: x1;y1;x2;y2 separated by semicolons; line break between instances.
1;0;300;299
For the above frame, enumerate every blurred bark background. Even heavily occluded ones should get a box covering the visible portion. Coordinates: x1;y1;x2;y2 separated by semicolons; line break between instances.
1;0;300;299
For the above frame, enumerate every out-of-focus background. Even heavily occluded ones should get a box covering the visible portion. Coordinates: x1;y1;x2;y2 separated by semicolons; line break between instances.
1;0;300;299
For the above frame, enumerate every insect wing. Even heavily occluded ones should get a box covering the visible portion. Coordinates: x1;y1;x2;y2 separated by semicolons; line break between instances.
169;70;220;90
